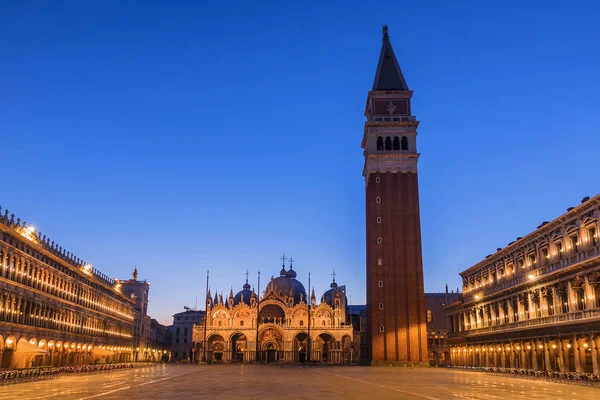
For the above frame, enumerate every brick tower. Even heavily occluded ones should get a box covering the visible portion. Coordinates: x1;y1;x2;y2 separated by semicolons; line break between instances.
363;26;427;364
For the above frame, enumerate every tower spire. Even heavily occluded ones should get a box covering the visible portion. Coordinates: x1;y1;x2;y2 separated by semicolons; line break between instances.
372;25;408;91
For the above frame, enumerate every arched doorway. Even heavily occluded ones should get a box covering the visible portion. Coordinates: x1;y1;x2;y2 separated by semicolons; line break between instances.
263;342;278;363
429;351;439;366
294;333;308;363
208;335;225;363
318;333;336;363
258;328;283;362
231;333;247;363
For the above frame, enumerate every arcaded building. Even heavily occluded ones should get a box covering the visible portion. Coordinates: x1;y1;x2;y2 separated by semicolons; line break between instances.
0;207;137;369
446;194;600;374
193;261;354;363
363;26;427;364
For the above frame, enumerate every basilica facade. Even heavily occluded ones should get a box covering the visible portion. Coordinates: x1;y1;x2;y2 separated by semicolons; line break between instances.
192;262;354;364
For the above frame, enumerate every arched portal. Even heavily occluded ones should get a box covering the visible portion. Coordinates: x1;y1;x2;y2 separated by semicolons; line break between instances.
231;333;247;363
263;341;279;363
209;335;225;363
294;332;308;363
317;333;336;363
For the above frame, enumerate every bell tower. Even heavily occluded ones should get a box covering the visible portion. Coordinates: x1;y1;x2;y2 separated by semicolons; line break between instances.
363;26;427;364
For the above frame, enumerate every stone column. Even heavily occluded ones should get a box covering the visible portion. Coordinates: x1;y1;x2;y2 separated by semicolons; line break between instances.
584;276;594;311
567;281;575;313
573;335;581;373
541;290;549;317
558;341;565;372
532;345;538;370
591;339;598;374
544;341;551;371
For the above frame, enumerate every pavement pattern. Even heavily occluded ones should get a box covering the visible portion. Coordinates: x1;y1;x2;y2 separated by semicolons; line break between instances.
0;364;598;400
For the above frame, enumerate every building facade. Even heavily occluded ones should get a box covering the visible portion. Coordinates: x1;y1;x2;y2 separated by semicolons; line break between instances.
363;25;427;364
446;195;600;374
425;288;462;367
171;308;204;362
120;271;152;361
0;207;136;369
150;319;170;361
193;261;354;363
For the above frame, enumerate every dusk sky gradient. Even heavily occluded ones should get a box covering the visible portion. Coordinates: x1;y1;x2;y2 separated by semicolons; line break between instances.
1;1;599;324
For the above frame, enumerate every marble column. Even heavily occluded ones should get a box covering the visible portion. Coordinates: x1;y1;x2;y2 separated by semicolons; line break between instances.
592;339;599;374
573;335;581;373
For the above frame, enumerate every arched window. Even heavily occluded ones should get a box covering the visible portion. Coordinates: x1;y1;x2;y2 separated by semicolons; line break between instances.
378;280;383;287
377;258;383;266
218;320;222;326
376;136;384;151
376;197;381;203
240;320;244;327
299;320;304;326
401;136;408;150
426;310;434;323
379;302;384;309
385;136;392;150
375;176;380;183
379;325;385;333
393;136;400;150
377;237;382;244
376;217;381;224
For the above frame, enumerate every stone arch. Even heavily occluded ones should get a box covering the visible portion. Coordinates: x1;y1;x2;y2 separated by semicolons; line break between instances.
230;333;248;363
259;303;285;324
317;332;336;363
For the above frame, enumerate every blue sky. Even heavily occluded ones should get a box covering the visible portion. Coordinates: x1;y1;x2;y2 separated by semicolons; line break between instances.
1;1;599;324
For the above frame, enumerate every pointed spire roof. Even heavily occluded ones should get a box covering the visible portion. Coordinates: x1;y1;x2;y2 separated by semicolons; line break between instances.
207;288;212;300
372;25;409;91
213;292;219;304
311;288;316;299
229;287;234;299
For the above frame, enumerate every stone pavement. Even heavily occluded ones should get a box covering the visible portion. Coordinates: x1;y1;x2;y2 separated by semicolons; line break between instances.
0;364;598;399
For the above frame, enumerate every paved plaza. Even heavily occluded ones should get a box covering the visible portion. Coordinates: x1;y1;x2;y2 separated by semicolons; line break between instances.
1;364;598;399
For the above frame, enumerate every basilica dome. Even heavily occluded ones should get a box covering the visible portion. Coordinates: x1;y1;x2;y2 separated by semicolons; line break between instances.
322;280;348;311
234;280;253;306
266;265;307;305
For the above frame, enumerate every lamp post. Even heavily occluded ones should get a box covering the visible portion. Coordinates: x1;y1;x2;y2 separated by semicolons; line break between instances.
203;270;209;363
255;271;261;363
307;272;311;363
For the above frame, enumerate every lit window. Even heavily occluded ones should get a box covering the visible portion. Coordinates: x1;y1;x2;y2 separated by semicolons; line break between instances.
376;197;381;204
377;237;382;244
426;310;434;323
379;302;384;309
378;280;383;287
377;258;383;266
377;217;381;224
379;325;385;333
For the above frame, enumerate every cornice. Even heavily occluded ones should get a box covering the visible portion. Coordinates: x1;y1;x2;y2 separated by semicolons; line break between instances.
460;194;600;277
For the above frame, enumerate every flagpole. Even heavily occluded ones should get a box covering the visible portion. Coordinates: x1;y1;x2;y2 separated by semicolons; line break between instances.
307;272;311;363
255;271;261;363
202;270;209;363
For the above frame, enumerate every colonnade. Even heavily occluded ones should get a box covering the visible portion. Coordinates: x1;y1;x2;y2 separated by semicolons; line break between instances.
451;335;600;373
